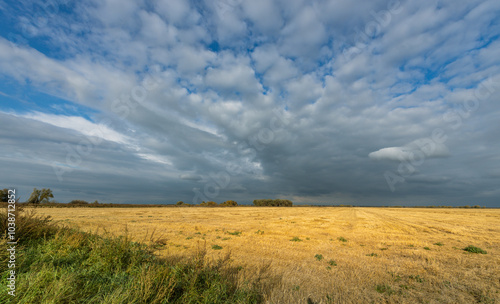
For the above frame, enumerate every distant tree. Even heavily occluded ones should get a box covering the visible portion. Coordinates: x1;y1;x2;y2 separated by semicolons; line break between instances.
253;199;293;207
0;188;8;202
27;188;53;204
176;201;184;206
206;201;218;207
69;200;89;205
221;200;238;207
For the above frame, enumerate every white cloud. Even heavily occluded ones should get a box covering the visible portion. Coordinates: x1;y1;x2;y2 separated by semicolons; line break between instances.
369;138;450;162
20;112;130;145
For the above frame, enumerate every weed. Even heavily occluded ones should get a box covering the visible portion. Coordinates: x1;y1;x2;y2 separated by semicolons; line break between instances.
327;260;337;266
306;237;310;240
463;245;487;254
212;244;223;250
255;230;264;235
423;247;431;250
434;242;444;246
366;253;378;257
293;286;300;291
375;284;393;295
409;275;424;283
226;231;242;236
338;237;348;242
222;237;231;241
314;254;324;261
290;237;302;242
380;247;388;251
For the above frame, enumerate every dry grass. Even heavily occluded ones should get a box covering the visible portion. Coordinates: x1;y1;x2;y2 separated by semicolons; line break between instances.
34;207;500;303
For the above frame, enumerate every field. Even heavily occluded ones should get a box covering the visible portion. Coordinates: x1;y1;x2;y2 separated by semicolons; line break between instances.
34;207;500;303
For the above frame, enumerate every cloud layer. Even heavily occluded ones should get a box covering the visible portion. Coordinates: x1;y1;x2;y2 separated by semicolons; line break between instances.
0;0;499;206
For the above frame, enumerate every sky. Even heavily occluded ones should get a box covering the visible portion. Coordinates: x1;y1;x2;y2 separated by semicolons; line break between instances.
0;0;499;206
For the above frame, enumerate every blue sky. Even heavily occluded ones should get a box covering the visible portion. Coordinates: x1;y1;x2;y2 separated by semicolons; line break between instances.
0;0;499;206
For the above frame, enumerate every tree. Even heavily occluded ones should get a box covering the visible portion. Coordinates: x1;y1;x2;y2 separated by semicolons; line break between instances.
176;201;184;206
0;189;8;202
221;200;238;207
27;188;53;204
253;199;293;207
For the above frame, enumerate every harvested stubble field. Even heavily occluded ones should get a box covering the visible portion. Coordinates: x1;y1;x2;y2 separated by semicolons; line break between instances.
35;207;499;304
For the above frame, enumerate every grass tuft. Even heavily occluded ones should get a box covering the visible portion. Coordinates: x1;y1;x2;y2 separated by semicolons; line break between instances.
463;245;487;254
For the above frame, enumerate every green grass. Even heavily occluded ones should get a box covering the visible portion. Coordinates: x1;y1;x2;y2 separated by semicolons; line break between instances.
226;231;242;236
337;236;348;242
0;210;266;304
212;244;223;250
290;236;302;242
463;245;487;254
314;254;323;261
375;284;394;295
433;242;444;246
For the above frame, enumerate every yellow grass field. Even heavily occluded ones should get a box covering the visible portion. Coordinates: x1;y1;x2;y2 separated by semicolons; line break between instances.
35;207;499;304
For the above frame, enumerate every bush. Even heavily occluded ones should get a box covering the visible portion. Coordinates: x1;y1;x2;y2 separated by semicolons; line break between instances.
221;200;238;207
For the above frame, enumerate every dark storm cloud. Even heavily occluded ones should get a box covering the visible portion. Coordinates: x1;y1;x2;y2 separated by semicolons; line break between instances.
0;0;499;206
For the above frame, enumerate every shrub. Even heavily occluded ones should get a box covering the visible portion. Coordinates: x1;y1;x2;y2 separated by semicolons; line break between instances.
221;200;238;207
328;260;337;266
338;237;348;242
463;245;487;254
290;237;302;242
212;244;223;250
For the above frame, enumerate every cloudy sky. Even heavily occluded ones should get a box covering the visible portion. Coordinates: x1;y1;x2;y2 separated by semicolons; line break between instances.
0;0;499;206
